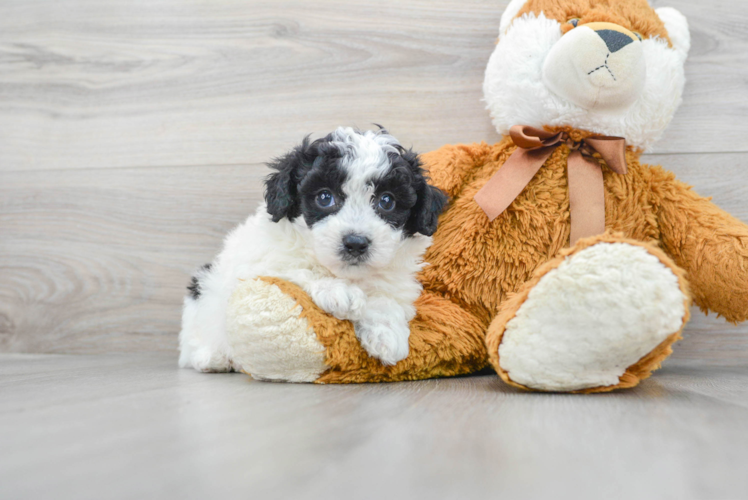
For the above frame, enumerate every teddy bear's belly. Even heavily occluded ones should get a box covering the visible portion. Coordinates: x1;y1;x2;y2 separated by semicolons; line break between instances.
420;157;660;322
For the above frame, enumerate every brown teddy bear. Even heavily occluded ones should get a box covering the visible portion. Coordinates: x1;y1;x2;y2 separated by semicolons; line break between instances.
225;0;748;392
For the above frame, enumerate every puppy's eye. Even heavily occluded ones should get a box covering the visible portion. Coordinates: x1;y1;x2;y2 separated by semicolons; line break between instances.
377;192;396;212
567;18;580;27
633;31;643;41
315;190;336;209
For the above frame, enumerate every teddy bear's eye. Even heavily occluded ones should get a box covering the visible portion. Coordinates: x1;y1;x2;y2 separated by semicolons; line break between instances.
567;18;580;27
633;31;643;41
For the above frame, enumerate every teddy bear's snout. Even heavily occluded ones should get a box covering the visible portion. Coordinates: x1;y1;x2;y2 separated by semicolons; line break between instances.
542;21;646;112
597;29;635;53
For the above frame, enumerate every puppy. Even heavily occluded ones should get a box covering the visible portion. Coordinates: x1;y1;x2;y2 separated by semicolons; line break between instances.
179;127;447;372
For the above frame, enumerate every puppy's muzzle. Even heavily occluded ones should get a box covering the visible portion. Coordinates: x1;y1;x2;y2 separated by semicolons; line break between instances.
542;21;646;111
341;234;371;260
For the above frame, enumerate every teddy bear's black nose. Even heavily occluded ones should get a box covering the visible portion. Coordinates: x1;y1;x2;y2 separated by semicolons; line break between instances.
343;234;370;257
596;29;634;53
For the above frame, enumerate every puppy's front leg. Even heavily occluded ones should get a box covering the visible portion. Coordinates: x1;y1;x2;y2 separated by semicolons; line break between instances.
355;296;410;366
309;278;367;321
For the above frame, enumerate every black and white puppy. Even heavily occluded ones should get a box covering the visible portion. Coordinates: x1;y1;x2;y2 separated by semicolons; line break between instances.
179;127;447;372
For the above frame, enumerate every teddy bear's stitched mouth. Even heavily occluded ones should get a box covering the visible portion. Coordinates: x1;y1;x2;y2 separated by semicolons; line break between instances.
587;53;617;82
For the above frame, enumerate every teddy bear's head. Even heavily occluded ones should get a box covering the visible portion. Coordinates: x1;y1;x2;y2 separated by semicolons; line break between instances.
484;0;690;150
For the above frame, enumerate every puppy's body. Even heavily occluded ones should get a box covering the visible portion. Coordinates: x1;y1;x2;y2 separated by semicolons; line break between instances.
179;127;446;372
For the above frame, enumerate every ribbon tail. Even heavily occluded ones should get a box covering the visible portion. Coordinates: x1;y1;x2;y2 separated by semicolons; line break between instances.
584;136;627;175
567;150;606;245
474;146;556;221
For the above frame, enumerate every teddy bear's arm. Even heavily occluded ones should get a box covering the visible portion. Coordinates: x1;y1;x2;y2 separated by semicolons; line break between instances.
655;173;748;323
420;142;497;198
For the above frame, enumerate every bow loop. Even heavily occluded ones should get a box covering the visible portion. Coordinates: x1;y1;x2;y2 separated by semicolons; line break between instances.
509;125;562;149
474;126;628;245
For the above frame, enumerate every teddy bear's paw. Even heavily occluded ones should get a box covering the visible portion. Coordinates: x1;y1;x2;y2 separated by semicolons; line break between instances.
226;278;328;383
310;279;367;321
496;241;689;392
356;321;410;366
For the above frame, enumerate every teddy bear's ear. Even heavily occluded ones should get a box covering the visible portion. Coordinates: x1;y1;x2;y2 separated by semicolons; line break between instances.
401;150;448;237
656;7;691;59
499;0;529;35
264;137;313;222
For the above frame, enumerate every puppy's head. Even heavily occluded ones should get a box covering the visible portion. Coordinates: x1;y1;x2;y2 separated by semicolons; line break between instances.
264;127;447;277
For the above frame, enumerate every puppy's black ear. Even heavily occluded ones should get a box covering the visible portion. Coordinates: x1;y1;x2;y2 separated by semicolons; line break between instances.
402;150;448;237
409;183;448;236
264;137;311;222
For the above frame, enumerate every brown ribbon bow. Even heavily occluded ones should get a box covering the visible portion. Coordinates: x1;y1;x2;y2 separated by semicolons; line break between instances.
474;125;628;244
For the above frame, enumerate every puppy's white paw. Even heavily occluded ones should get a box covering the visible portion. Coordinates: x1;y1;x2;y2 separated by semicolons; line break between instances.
182;347;235;373
356;322;410;366
311;280;367;321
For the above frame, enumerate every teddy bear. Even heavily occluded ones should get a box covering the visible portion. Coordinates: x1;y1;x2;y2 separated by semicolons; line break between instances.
224;0;748;393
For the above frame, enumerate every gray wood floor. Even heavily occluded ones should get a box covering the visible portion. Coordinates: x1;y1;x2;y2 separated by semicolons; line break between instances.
1;353;747;500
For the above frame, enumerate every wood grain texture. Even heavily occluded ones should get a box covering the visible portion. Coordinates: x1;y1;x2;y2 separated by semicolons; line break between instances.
1;0;747;357
0;0;502;171
1;353;747;500
0;164;267;352
1;153;747;357
1;0;748;173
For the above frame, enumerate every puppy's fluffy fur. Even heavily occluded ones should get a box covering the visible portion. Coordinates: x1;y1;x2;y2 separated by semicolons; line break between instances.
179;127;447;372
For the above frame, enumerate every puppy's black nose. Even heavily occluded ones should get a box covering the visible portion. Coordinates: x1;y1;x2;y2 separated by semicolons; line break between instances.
596;29;634;53
343;234;370;257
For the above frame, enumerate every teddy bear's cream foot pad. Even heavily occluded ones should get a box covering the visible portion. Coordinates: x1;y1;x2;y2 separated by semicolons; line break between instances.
497;241;688;392
226;279;328;382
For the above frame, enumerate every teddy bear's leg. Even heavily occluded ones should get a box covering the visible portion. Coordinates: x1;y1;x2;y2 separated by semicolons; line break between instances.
226;278;328;382
485;233;692;393
226;277;489;383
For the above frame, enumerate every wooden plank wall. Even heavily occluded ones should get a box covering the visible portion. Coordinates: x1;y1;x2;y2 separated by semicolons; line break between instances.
1;0;747;358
